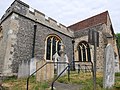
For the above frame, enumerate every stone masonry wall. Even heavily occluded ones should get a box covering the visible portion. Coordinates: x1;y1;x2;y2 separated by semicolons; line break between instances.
0;0;73;75
1;0;117;75
12;15;73;73
11;1;73;73
0;16;11;74
74;24;106;71
12;15;34;73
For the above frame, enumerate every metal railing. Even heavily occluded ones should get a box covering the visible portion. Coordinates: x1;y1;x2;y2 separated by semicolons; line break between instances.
51;61;73;90
26;60;94;90
51;65;70;90
26;61;67;90
50;61;94;90
74;61;93;73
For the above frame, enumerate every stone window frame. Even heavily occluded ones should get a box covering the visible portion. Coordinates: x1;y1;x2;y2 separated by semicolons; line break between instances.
77;41;91;62
45;34;62;61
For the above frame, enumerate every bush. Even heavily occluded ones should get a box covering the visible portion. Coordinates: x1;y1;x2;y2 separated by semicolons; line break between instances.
115;72;120;77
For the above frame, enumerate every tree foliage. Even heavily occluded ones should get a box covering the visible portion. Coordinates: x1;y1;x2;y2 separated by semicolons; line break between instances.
116;33;120;49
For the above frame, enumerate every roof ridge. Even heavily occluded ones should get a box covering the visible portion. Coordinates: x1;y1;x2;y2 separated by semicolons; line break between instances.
68;11;108;31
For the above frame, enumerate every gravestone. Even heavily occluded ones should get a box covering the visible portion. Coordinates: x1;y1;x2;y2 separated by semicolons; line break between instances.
53;52;59;63
103;44;115;88
53;52;59;74
53;52;68;76
57;54;68;76
57;43;68;76
18;60;29;78
30;58;38;75
36;60;54;82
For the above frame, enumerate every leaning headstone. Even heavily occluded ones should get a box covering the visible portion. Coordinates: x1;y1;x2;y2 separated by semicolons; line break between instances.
18;61;29;78
103;44;115;88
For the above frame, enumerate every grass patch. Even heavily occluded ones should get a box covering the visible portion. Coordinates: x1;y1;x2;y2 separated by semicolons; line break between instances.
115;72;120;77
58;71;120;90
2;76;49;90
114;72;120;89
58;71;93;84
1;72;120;90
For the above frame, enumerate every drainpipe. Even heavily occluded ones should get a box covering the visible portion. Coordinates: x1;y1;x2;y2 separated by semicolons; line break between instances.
32;24;37;58
72;39;75;71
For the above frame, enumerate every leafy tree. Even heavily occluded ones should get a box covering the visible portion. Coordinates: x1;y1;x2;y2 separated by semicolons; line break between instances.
116;33;120;49
116;33;120;56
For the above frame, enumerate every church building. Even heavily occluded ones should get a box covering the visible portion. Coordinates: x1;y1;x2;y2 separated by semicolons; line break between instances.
0;0;119;76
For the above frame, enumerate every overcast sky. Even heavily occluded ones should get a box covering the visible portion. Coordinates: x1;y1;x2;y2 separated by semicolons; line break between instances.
0;0;120;33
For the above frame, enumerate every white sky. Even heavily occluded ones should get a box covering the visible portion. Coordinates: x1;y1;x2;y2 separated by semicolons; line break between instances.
0;0;120;33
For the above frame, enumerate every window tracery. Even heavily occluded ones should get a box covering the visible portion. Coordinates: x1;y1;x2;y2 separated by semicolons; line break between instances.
45;35;61;60
78;41;91;62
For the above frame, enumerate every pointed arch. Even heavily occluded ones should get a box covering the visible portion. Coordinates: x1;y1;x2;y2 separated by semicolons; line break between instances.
45;34;62;60
77;41;91;62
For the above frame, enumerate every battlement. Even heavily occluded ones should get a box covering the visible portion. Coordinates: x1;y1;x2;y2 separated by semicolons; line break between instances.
0;0;74;37
26;5;73;37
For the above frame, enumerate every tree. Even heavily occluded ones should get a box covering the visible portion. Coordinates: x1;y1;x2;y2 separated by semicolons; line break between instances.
116;33;120;56
116;33;120;48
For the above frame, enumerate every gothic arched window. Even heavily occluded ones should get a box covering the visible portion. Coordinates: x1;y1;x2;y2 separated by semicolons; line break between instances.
45;35;61;60
77;41;91;62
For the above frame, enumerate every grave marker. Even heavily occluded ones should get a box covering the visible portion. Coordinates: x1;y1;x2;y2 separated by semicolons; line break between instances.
103;44;115;88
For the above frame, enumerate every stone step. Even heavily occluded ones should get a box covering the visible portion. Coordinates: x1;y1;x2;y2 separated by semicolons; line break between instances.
50;82;82;90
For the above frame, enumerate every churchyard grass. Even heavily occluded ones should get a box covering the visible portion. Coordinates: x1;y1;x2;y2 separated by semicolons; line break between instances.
1;72;120;90
58;71;120;90
58;71;103;90
114;72;120;89
2;76;49;90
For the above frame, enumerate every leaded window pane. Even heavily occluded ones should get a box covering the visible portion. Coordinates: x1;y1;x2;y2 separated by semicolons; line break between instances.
78;47;82;61
46;36;61;60
57;41;61;55
78;41;91;62
46;38;51;60
52;37;56;57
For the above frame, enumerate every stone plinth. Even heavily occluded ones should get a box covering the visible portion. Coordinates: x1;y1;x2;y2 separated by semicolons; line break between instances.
36;60;54;82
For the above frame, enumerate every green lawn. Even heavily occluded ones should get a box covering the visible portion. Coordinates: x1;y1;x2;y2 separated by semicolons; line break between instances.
58;71;120;90
1;72;120;90
2;76;49;90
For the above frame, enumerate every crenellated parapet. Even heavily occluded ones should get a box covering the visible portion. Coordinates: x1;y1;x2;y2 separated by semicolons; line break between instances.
0;0;74;37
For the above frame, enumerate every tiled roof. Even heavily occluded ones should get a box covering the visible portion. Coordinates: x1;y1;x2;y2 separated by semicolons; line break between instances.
68;11;108;31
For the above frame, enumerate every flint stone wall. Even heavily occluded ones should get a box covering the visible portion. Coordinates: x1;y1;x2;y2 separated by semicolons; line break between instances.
0;0;73;75
74;24;105;71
